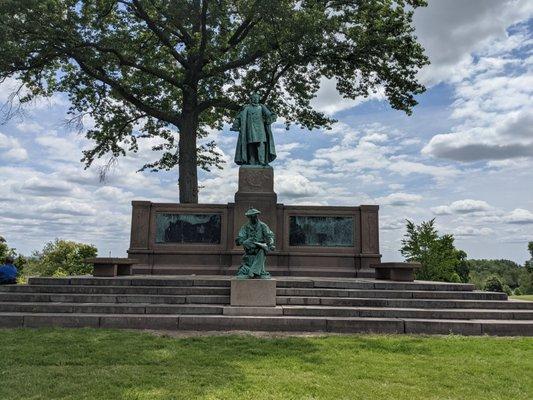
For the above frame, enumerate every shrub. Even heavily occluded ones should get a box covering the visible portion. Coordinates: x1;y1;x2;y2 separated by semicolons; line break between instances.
449;272;462;283
484;275;504;292
513;287;523;296
502;285;512;296
24;239;97;277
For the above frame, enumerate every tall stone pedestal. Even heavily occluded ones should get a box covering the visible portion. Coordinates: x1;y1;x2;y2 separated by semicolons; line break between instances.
233;166;277;247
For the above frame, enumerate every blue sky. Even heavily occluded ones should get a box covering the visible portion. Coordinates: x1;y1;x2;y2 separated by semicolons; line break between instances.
0;0;532;263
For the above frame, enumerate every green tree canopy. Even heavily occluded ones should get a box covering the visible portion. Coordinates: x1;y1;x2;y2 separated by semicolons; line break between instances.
526;241;533;273
0;0;428;202
400;219;468;283
24;239;97;277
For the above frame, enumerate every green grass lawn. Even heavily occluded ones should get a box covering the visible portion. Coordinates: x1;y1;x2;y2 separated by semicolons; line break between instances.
0;329;532;400
511;295;533;301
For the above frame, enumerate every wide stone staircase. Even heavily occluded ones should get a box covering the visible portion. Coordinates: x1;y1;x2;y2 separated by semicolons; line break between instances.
0;276;532;335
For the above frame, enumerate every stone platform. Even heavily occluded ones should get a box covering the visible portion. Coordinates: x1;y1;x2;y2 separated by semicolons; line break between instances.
1;275;532;336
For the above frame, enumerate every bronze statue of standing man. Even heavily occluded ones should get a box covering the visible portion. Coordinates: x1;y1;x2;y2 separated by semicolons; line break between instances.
231;92;277;166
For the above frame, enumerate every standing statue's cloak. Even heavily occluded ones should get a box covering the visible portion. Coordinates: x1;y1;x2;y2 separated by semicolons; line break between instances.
232;104;277;165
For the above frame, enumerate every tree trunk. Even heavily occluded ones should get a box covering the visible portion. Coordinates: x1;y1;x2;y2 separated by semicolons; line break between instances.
178;111;199;203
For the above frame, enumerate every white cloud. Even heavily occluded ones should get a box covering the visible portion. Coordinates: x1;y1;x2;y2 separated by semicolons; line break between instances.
376;192;423;206
4;147;28;162
388;160;459;181
504;208;533;224
453;226;494;237
0;132;28;162
414;0;533;85
431;199;494;215
311;78;385;115
276;172;321;199
15;121;43;134
422;26;533;163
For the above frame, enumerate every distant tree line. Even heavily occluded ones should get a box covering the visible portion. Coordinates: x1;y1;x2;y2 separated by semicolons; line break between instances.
400;221;533;295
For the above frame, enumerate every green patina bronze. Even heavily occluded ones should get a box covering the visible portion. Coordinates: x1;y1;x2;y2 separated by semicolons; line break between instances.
235;208;275;279
231;92;277;166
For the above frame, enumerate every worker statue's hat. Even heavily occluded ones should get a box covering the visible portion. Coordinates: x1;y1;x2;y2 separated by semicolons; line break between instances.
245;208;261;217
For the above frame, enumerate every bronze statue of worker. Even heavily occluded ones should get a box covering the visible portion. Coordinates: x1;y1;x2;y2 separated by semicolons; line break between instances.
235;208;275;279
231;92;277;166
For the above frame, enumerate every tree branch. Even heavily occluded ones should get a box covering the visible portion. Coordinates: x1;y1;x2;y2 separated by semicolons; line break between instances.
71;55;181;127
129;0;189;67
146;0;194;45
200;49;265;79
82;42;184;88
198;0;209;65
197;97;241;112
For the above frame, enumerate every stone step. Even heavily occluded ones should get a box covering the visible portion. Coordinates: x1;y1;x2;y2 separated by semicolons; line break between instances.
0;292;230;305
277;296;533;309
277;288;505;300
281;306;533;320
144;266;359;278
0;285;229;296
0;302;223;315
27;276;231;287
1;302;531;321
1;312;531;335
27;276;475;292
1;284;491;301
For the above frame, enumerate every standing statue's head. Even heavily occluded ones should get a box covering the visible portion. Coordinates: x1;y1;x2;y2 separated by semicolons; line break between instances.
245;208;261;224
249;92;260;105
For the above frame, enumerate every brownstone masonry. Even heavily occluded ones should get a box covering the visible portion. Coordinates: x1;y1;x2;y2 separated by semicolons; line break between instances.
128;166;381;277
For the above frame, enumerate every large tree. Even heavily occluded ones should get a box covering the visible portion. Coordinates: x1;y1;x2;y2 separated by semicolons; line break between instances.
0;0;428;203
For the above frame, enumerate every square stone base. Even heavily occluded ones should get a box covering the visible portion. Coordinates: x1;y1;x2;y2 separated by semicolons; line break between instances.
230;279;277;307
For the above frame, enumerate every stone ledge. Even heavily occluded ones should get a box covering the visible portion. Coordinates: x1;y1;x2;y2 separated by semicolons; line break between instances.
223;306;283;316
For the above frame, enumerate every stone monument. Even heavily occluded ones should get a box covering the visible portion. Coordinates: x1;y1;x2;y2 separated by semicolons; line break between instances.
128;91;381;277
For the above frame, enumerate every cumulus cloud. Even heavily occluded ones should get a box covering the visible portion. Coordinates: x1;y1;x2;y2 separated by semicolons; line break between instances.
376;192;423;206
311;78;385;115
276;172;321;199
453;226;495;237
504;208;533;224
422;25;533;163
0;132;28;162
431;199;493;215
414;0;533;85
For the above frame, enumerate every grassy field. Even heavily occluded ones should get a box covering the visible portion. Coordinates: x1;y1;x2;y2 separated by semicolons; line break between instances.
0;329;532;400
511;295;533;301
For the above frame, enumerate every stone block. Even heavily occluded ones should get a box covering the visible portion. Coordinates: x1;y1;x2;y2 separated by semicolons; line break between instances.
372;262;421;282
100;315;179;330
28;277;71;286
230;279;277;307
223;306;283;316
481;321;533;336
327;317;404;334
146;305;224;315
0;314;23;328
178;315;327;332
404;319;482;335
23;314;100;328
186;295;230;304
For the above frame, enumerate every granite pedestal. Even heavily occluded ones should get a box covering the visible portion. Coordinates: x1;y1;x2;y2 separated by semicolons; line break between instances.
230;279;277;307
